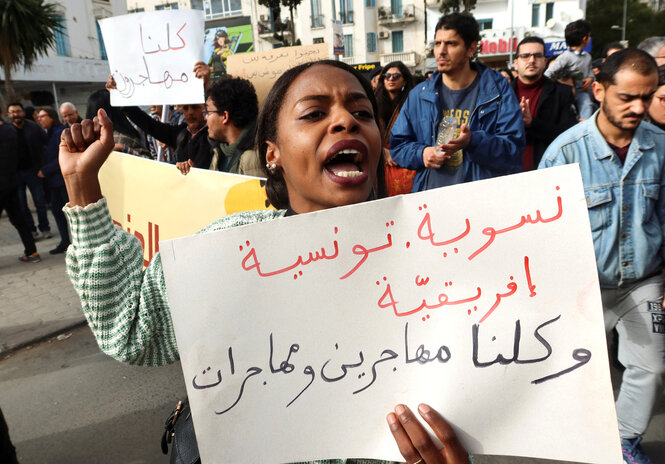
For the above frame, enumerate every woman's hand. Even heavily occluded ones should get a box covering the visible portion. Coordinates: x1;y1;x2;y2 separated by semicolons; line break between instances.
383;148;398;167
387;403;469;464
59;109;115;206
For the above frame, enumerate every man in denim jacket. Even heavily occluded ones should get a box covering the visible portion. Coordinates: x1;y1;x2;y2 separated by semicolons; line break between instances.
390;12;524;192
539;48;664;464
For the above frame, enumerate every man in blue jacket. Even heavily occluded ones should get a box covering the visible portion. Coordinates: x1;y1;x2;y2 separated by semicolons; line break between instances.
539;48;664;464
36;107;69;254
390;12;525;192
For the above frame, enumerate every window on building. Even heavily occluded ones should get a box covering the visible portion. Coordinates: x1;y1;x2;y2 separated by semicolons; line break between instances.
367;32;377;52
366;0;375;7
313;37;325;44
191;0;204;9
156;2;179;9
339;0;353;23
311;0;323;27
95;20;107;60
477;18;492;30
391;0;402;18
392;30;403;53
54;15;70;57
206;0;242;18
344;34;354;57
545;2;554;22
128;7;145;13
531;3;540;27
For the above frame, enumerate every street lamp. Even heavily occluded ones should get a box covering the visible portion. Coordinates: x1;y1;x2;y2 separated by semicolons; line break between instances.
610;0;628;44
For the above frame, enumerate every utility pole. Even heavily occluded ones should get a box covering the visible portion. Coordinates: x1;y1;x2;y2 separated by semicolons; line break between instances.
332;0;340;60
424;0;428;44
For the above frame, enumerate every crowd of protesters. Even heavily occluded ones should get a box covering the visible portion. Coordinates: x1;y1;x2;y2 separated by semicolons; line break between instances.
1;8;665;464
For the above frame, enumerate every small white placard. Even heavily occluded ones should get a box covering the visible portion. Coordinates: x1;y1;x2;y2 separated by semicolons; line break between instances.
99;10;205;106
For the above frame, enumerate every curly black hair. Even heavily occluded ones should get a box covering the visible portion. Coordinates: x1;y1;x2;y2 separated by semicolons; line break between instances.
206;76;258;128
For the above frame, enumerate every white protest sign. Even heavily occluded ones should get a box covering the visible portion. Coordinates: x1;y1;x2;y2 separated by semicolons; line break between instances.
99;10;205;106
160;165;622;464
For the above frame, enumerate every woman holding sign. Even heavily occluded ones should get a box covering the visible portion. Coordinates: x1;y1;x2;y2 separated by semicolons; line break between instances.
59;60;468;464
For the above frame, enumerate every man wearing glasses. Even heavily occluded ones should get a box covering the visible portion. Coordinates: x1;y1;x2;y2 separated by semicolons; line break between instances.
202;77;262;178
390;12;524;192
512;36;578;170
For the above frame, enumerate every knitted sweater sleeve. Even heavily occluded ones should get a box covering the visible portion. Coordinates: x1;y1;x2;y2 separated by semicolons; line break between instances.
64;197;284;366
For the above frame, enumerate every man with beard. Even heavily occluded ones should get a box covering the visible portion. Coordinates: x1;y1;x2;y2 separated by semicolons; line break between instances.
512;36;577;170
390;12;524;192
539;48;664;464
7;102;50;241
0;110;40;263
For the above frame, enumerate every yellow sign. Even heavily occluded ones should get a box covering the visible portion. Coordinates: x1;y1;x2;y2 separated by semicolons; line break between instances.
226;43;329;106
99;151;270;266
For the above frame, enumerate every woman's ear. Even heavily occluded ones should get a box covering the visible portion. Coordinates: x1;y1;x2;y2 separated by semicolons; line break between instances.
265;141;281;167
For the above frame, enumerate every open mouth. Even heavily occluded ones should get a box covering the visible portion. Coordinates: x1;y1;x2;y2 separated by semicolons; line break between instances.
324;148;364;178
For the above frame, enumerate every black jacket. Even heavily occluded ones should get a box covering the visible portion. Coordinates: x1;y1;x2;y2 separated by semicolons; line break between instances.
0;123;18;190
512;77;578;167
15;119;46;171
121;106;212;167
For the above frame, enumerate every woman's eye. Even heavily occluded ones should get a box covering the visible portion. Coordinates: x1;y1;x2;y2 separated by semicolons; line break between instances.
352;110;373;119
301;111;325;120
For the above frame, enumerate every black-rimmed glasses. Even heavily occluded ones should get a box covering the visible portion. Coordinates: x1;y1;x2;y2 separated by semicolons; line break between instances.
517;52;545;60
203;108;224;117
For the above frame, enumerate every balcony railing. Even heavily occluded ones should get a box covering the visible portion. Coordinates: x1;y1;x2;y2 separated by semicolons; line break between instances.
380;50;418;67
311;14;324;28
377;4;416;26
339;10;354;23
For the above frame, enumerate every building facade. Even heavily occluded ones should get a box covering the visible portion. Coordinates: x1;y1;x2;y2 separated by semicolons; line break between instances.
128;0;588;75
0;0;591;115
0;0;127;115
465;0;586;68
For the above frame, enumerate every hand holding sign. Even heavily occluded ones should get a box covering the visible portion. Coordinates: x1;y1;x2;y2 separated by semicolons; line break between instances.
160;165;623;464
388;404;469;464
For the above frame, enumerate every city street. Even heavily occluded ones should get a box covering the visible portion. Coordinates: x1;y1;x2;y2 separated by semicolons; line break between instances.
1;213;664;463
0;326;186;464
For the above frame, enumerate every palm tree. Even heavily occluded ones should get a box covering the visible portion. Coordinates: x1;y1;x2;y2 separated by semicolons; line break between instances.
0;0;62;102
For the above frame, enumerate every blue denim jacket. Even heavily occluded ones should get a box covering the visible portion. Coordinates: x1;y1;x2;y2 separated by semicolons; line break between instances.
539;115;665;288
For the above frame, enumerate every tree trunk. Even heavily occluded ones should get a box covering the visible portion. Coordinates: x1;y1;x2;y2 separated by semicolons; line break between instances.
289;7;296;46
2;59;17;103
